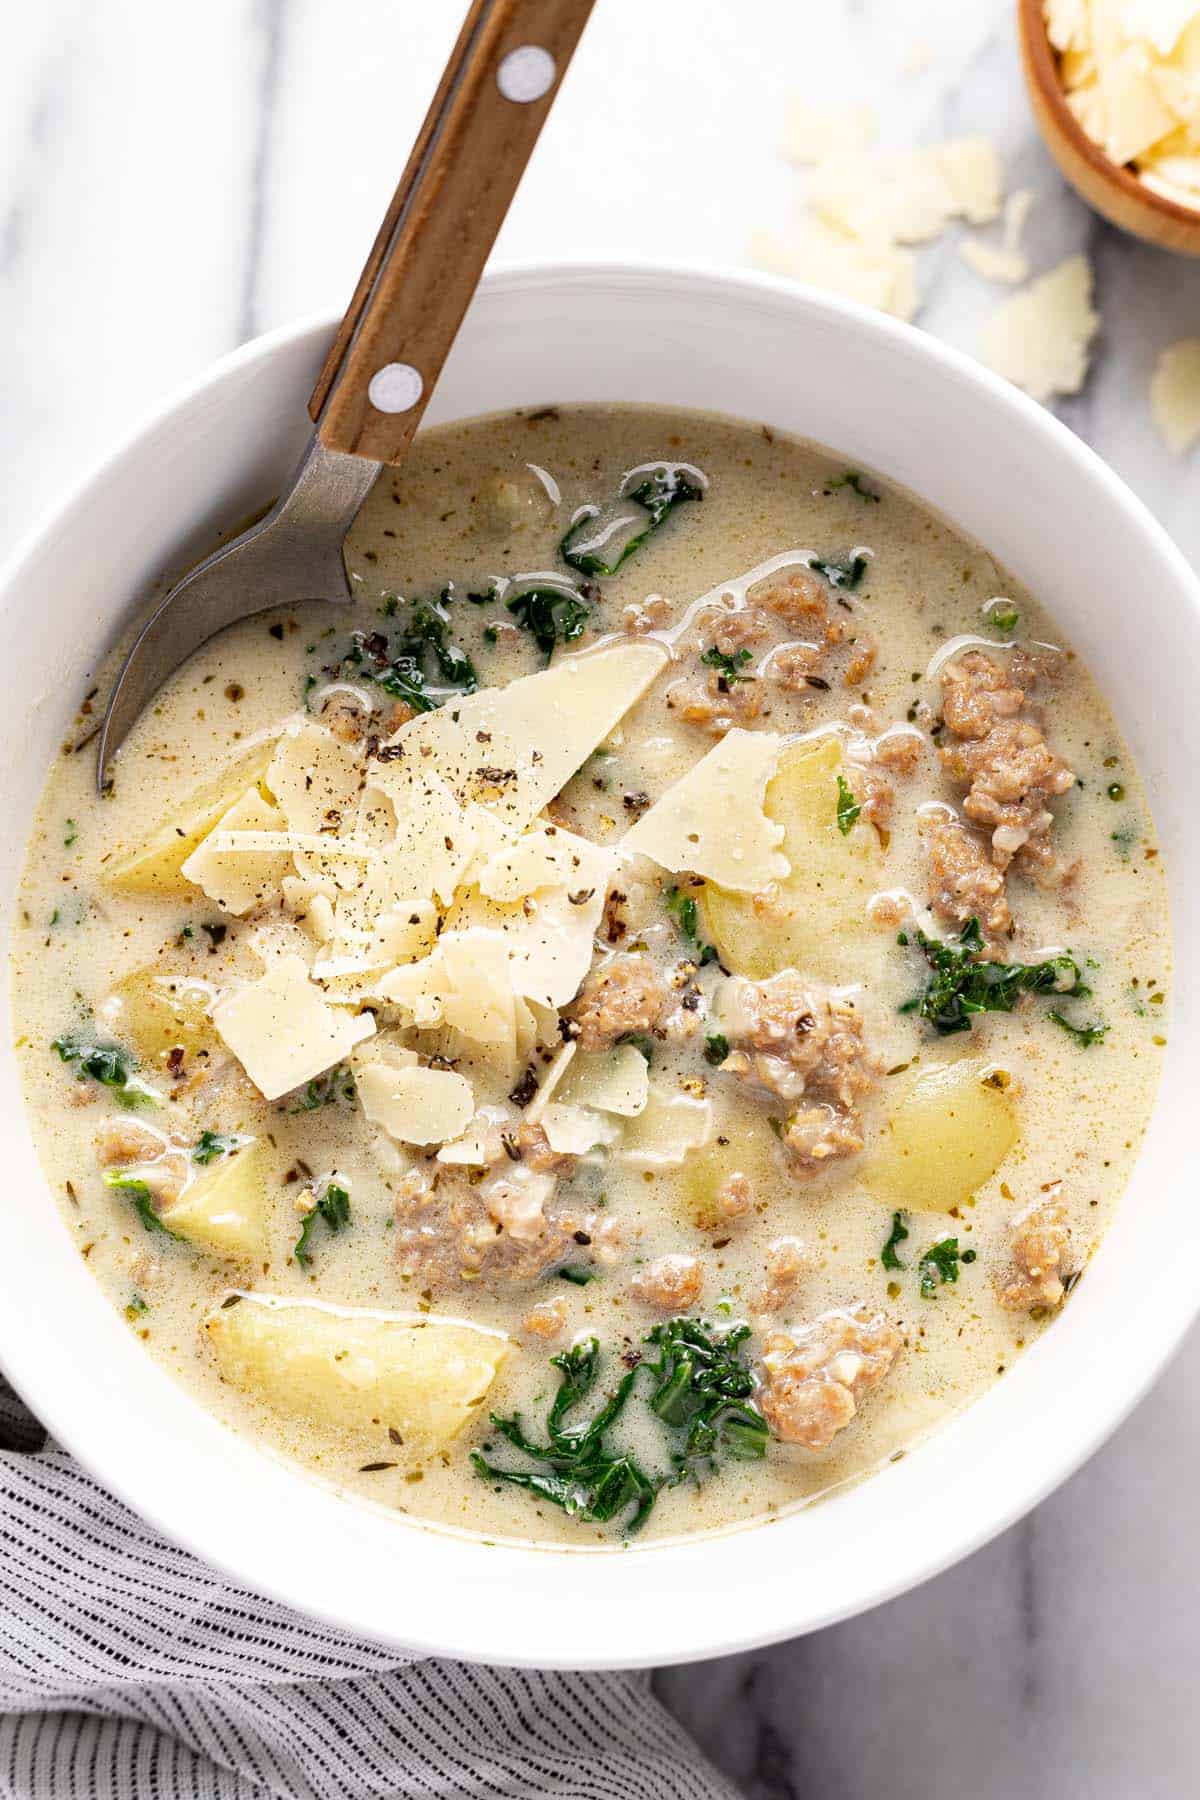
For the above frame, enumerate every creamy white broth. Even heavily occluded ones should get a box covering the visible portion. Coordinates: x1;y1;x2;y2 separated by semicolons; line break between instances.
10;405;1169;1548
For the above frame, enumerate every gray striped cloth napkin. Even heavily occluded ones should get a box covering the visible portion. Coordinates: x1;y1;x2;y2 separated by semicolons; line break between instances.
0;1381;738;1799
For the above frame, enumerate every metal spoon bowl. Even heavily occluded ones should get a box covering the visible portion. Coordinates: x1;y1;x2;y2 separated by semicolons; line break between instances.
96;0;596;789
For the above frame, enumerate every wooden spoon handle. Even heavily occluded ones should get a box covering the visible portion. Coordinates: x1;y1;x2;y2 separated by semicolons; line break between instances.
309;0;595;465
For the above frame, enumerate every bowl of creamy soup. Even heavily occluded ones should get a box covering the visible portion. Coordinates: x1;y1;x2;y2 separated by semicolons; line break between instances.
1;265;1197;1667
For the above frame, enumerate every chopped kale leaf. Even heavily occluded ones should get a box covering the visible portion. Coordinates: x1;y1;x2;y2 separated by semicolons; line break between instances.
826;471;880;503
471;1316;764;1535
699;644;753;682
665;885;719;967
288;1065;354;1112
898;918;1083;1036
193;1130;242;1165
918;1236;976;1298
102;1171;182;1239
471;1337;655;1531
505;581;591;661
881;1210;909;1271
559;466;704;578
643;1317;767;1483
704;1033;730;1066
52;1033;157;1109
294;1181;351;1269
809;552;869;592
1049;1010;1108;1048
835;773;862;835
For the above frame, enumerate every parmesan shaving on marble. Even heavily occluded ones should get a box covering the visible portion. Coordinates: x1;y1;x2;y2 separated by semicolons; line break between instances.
980;255;1100;403
781;96;877;164
960;189;1034;285
620;728;788;892
1150;335;1200;450
751;128;1003;322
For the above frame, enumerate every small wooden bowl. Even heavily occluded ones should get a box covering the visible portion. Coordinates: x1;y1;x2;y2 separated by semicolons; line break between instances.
1017;0;1200;255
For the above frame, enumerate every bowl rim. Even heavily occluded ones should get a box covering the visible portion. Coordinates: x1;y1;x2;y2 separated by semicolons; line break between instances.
2;258;1198;1668
1017;0;1200;231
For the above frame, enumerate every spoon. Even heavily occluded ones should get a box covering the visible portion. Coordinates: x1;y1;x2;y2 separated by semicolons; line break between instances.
96;0;595;791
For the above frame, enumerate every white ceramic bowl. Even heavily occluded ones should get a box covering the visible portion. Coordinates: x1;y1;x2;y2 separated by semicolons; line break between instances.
1;264;1196;1670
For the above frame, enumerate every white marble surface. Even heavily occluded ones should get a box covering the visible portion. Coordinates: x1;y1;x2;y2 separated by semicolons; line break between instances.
4;1;1200;1792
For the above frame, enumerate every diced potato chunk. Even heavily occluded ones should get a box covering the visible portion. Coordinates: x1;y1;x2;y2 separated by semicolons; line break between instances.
677;1108;782;1228
861;1058;1018;1213
165;1141;269;1261
702;738;884;986
105;741;275;893
101;967;218;1068
204;1293;509;1454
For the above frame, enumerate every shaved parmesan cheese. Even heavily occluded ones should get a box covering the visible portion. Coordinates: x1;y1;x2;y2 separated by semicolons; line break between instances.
362;765;479;908
748;226;920;322
961;238;1029;283
539;1103;620;1157
620;728;788;892
1061;43;1099;84
752;122;1005;324
380;929;516;1050
212;954;375;1100
446;831;614;1010
1097;42;1177;160
268;722;367;891
980;256;1099;403
808;139;1000;248
437;1104;514;1166
1067;80;1111;141
281;874;337;944
379;639;668;834
524;1040;577;1124
1141;147;1200;192
558;1045;651;1118
960;189;1034;285
356;1060;474;1147
1150;335;1200;450
618;1087;713;1168
781;96;876;165
1092;0;1134;67
936;137;1004;223
1046;0;1090;50
320;769;475;981
475;826;601;903
1150;61;1200;123
1125;0;1198;56
181;788;291;916
1053;0;1200;198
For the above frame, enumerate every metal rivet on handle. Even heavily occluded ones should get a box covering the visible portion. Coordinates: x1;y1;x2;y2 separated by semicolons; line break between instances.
368;362;424;414
496;44;556;103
